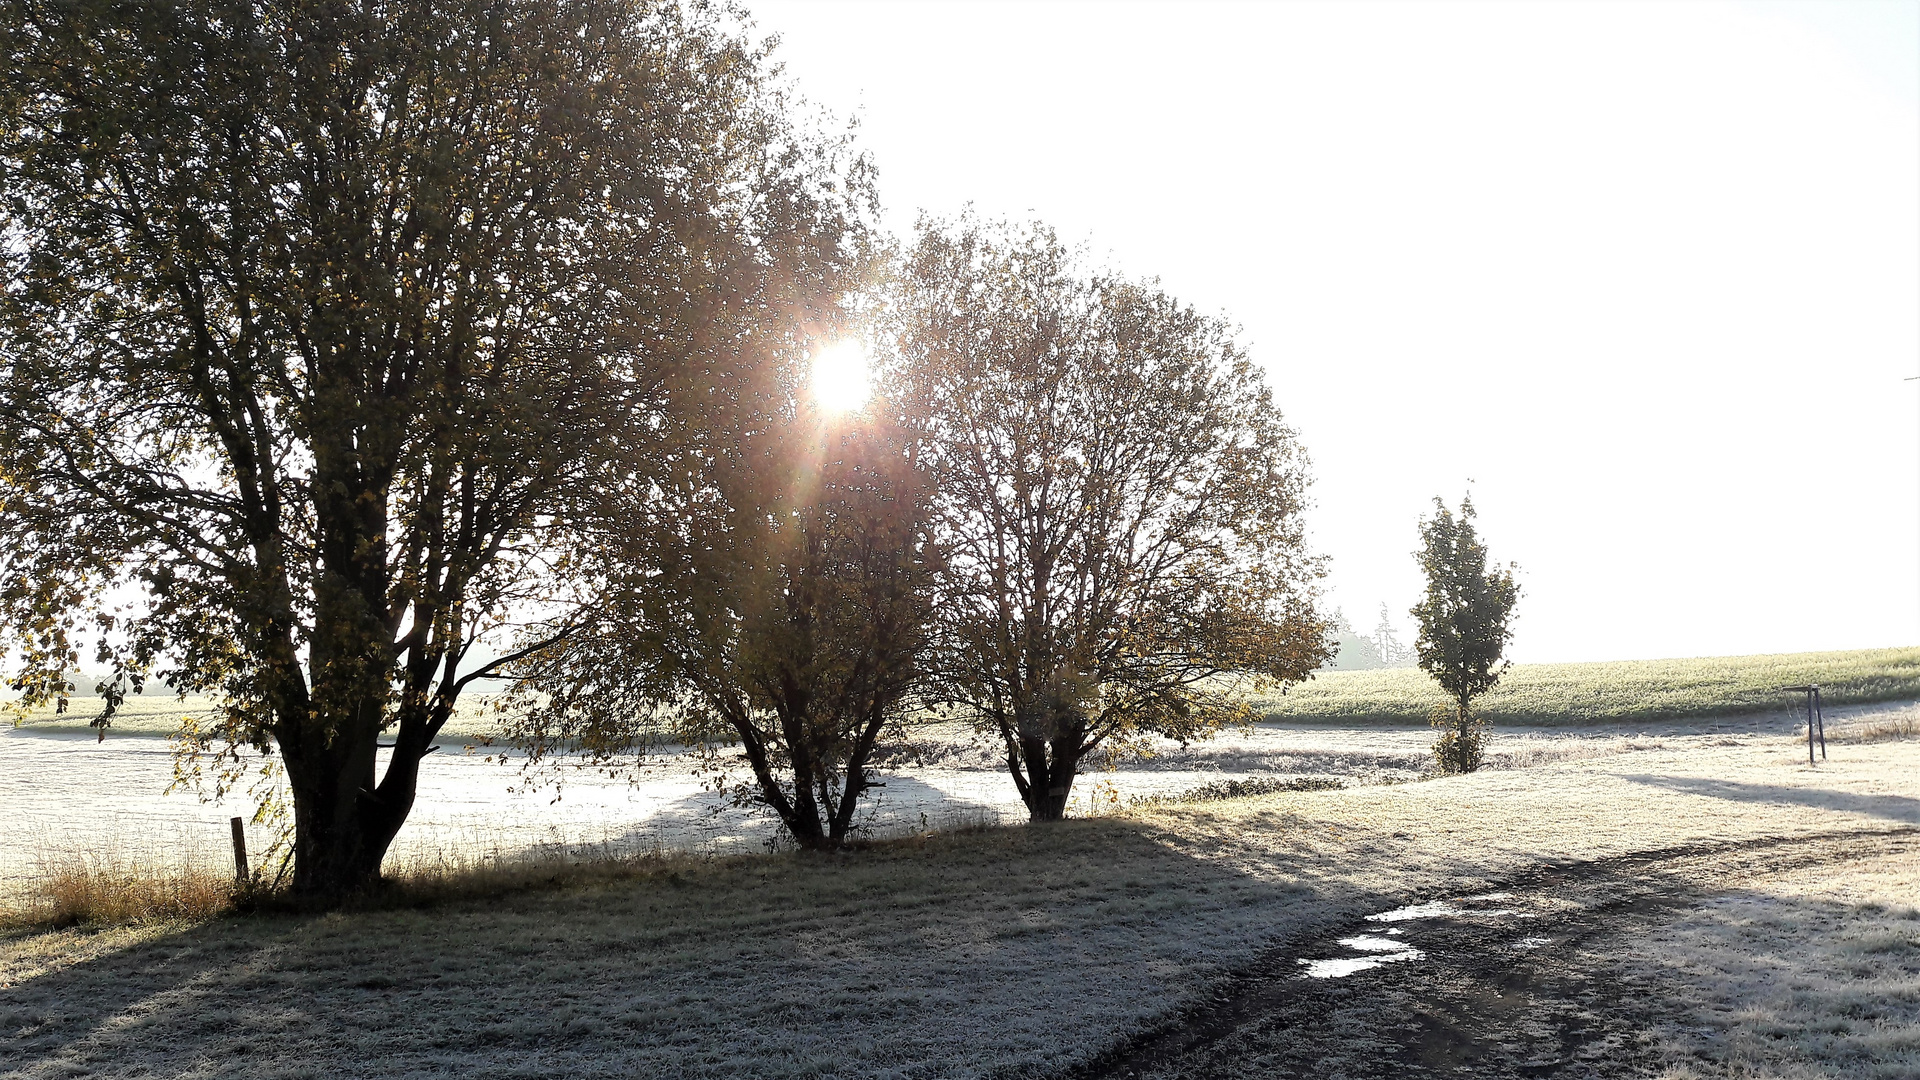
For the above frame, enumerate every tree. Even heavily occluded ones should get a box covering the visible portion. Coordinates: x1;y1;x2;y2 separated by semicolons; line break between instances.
885;218;1330;822
0;0;869;895
1410;496;1520;773
502;389;940;851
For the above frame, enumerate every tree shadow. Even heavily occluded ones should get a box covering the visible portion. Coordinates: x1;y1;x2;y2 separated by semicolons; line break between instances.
0;812;1379;1079
1619;773;1920;825
572;770;1019;855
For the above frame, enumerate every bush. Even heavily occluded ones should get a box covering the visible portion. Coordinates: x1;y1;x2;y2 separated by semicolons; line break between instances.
1430;706;1490;774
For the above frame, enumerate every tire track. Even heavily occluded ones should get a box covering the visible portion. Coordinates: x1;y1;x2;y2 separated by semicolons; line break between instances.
1062;827;1920;1080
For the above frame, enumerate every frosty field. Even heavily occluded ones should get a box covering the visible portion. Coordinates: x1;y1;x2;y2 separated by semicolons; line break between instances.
2;701;1916;1078
1255;646;1920;725
0;692;1866;898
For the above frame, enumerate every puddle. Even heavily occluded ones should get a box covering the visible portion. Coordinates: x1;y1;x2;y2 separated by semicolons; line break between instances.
1338;934;1414;953
1297;945;1425;979
1302;893;1535;978
1365;900;1463;922
1367;900;1521;922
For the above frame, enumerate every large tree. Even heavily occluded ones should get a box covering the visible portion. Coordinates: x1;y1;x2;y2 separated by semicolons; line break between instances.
0;0;869;894
503;382;939;851
1411;495;1520;774
884;219;1330;821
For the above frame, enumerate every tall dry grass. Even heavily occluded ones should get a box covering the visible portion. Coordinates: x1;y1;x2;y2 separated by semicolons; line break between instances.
2;807;1016;930
1829;711;1920;744
3;852;238;930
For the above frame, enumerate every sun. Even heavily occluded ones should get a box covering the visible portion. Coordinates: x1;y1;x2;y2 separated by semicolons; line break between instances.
811;339;873;413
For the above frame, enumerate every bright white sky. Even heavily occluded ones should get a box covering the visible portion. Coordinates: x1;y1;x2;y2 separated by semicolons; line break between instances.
751;0;1920;663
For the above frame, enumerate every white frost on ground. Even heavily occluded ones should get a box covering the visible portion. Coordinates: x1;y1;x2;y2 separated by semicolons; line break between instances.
1;727;1916;1078
1642;846;1920;1080
5;701;1911;899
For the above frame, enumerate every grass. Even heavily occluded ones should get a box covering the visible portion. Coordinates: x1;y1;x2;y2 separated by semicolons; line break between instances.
3;732;1915;1077
1;855;238;931
1256;646;1920;726
1647;846;1920;1080
16;648;1919;742
1831;707;1920;744
6;691;503;740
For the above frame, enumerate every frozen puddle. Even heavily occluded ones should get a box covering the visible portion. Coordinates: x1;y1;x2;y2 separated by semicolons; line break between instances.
1365;900;1464;922
1299;931;1425;978
1298;945;1425;978
1300;894;1525;978
1367;895;1520;923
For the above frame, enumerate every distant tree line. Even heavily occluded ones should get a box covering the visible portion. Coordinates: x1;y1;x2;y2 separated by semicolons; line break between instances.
1322;604;1416;671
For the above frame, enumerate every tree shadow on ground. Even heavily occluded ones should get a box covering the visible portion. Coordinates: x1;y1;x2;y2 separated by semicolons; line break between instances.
0;814;1380;1080
583;771;1019;855
1619;773;1920;825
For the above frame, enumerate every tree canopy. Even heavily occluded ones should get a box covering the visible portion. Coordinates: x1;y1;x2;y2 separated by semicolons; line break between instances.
0;0;871;893
883;218;1330;821
502;382;940;851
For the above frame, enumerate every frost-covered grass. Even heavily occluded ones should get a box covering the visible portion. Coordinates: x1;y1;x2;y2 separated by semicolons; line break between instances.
19;648;1918;745
6;691;502;740
3;732;1916;1078
1647;846;1920;1080
1255;647;1920;726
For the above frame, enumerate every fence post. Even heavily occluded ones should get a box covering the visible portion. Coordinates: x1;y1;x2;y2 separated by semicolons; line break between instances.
230;816;249;885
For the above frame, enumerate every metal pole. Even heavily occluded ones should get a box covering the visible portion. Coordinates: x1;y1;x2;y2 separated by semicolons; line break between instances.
1814;685;1826;760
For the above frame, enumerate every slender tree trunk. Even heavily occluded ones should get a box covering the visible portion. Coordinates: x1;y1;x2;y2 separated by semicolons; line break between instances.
1455;694;1482;774
826;706;889;846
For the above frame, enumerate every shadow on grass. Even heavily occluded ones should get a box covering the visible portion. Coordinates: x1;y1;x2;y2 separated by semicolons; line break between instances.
1620;773;1920;825
0;814;1362;1080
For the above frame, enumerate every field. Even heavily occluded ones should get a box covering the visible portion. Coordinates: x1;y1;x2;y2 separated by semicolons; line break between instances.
5;691;503;741
3;706;1916;1079
13;648;1920;750
1254;647;1920;726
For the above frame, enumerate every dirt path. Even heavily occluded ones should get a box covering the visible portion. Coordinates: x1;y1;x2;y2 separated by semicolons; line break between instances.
1068;828;1918;1080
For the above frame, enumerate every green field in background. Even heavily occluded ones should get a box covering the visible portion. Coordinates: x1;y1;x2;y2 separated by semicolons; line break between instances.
1252;647;1920;726
7;693;502;741
14;647;1918;739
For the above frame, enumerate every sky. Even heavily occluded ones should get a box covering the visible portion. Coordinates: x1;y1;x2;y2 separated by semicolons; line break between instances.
750;0;1920;663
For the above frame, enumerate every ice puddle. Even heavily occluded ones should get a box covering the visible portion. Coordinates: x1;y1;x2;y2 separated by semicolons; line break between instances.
1297;891;1536;978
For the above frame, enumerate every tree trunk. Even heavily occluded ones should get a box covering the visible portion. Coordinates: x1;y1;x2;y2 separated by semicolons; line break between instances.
273;678;436;898
781;793;832;850
279;723;407;897
1017;736;1081;822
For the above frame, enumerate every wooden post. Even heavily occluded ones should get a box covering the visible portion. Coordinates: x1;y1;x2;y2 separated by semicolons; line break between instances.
230;816;249;885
